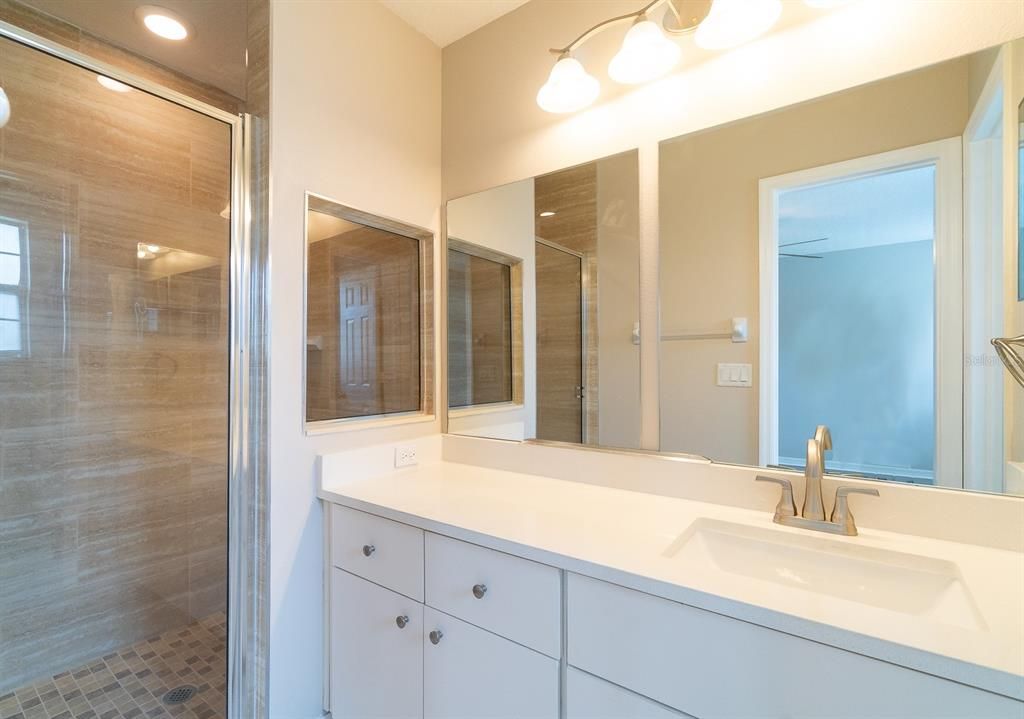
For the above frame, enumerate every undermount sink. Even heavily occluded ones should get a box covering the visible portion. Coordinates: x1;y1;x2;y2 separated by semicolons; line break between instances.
664;518;985;630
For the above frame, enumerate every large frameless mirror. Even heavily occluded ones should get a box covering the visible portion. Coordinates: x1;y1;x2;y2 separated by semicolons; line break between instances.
659;38;1024;496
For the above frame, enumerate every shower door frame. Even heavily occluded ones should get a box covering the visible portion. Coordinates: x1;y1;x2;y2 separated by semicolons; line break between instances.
0;19;267;719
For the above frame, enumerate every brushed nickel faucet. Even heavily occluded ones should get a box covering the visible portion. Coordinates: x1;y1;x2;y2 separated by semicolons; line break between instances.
756;425;878;536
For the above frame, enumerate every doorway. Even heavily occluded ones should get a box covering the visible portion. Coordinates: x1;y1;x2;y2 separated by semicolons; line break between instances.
535;239;584;443
759;138;963;487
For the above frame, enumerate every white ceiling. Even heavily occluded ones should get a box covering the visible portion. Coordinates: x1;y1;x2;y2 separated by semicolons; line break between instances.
378;0;530;47
16;0;247;98
778;164;936;256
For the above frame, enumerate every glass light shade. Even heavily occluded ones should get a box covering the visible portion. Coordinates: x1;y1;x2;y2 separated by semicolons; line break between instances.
608;18;682;84
536;56;600;114
694;0;783;50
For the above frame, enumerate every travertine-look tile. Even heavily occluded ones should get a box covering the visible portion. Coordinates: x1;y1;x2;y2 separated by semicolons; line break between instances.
0;24;228;693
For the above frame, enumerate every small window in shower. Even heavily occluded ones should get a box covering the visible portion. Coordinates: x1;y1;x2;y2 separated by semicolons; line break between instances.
0;219;28;354
305;194;435;425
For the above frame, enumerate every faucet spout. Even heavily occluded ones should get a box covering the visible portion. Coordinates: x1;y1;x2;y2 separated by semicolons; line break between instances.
802;425;831;521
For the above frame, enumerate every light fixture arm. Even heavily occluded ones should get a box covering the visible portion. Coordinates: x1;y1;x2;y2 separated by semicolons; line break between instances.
548;0;670;55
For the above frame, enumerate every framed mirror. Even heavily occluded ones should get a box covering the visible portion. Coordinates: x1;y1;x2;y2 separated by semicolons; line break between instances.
445;150;641;449
659;39;1022;496
304;193;434;429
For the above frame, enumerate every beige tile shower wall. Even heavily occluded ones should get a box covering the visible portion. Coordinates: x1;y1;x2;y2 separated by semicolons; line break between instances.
535;163;599;441
0;35;230;691
307;228;422;421
0;0;241;114
658;58;971;464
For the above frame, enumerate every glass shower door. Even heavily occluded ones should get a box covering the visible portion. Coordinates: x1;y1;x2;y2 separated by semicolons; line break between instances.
0;33;230;719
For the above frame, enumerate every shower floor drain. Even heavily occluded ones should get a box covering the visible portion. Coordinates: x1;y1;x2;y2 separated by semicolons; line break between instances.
162;685;198;705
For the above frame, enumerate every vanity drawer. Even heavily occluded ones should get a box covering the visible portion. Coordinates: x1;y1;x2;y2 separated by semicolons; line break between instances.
424;532;561;658
330;504;424;601
567;573;1021;719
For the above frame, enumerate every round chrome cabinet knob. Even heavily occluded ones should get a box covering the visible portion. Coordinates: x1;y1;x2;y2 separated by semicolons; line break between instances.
395;615;409;629
361;544;375;557
472;583;488;599
428;630;443;645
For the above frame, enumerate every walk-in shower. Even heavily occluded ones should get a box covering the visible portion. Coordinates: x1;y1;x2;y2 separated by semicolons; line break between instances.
0;25;239;719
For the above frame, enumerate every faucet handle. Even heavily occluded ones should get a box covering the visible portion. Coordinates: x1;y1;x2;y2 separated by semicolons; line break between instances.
755;476;797;520
830;486;879;536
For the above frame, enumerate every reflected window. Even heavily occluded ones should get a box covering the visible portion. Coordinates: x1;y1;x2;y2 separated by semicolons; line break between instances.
305;195;433;424
448;248;514;408
0;220;27;354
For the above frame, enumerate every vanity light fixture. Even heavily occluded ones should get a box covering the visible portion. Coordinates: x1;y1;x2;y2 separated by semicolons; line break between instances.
538;0;789;113
136;5;190;41
694;0;782;50
536;54;600;114
97;75;132;93
608;15;682;84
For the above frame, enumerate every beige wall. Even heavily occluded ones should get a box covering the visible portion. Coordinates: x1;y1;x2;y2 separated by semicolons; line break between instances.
596;152;641;448
268;1;442;715
443;0;1024;450
659;57;971;464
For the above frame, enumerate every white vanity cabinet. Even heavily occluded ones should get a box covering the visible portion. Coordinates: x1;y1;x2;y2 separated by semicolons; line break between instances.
423;607;559;719
566;669;692;719
330;568;423;719
326;501;1022;719
327;504;561;719
567;573;1023;719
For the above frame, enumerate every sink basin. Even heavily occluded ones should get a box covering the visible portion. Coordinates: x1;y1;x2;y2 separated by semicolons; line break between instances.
664;518;985;630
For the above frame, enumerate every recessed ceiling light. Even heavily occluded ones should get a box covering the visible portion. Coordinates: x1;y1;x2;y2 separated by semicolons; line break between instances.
97;75;131;93
539;211;556;217
136;5;190;41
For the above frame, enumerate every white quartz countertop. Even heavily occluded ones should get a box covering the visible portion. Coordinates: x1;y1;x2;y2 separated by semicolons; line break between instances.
319;459;1024;700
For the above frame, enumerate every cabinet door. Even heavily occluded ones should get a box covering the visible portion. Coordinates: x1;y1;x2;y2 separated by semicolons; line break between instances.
330;568;423;719
567;669;691;719
423;607;558;719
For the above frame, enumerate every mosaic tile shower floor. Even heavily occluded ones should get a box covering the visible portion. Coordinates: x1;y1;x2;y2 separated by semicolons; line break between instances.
0;614;226;719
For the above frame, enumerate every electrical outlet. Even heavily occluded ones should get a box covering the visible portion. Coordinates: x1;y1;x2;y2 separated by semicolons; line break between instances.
394;444;418;468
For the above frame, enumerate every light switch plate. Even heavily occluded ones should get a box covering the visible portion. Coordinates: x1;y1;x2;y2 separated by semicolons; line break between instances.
717;363;752;388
